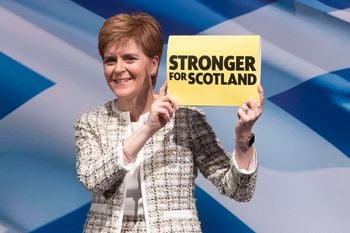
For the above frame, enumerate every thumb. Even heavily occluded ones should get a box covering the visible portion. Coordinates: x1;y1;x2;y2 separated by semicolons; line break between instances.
159;81;167;97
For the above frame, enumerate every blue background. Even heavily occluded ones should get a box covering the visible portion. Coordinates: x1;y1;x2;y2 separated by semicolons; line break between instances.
1;0;349;232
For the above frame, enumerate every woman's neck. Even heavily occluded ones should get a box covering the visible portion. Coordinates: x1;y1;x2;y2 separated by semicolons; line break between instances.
117;92;155;122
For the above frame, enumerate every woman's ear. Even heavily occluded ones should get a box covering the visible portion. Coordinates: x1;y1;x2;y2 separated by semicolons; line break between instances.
151;55;160;75
150;55;160;88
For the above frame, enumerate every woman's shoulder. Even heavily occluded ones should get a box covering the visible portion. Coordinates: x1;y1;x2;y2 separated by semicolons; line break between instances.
175;106;207;120
75;100;116;125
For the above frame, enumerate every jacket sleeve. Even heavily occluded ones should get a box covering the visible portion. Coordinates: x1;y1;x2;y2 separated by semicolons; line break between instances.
74;113;127;193
189;109;257;202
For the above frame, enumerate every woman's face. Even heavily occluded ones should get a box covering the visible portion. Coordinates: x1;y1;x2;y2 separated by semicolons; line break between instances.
103;39;159;100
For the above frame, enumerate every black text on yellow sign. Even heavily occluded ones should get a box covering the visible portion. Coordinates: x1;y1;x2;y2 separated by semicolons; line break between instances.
168;55;257;86
166;35;261;106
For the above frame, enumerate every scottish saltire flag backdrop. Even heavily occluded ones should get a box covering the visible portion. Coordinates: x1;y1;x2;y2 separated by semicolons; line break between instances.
1;0;349;232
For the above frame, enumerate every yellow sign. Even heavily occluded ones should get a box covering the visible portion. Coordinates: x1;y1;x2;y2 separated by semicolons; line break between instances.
166;35;261;106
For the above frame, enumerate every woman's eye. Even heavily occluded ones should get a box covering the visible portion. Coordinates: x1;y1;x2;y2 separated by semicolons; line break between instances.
125;56;136;63
103;57;116;65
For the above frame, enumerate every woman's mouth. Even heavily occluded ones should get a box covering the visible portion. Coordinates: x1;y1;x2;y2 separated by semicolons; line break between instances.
115;78;134;84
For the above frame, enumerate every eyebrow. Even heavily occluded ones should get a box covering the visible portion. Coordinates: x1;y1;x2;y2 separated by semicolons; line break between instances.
103;53;139;60
122;53;139;57
103;56;115;61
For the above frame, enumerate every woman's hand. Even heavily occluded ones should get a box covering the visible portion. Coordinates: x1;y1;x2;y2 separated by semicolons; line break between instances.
235;85;264;140
145;83;178;134
122;83;178;165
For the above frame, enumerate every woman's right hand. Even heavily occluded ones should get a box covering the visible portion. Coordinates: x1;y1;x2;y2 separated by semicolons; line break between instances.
122;83;178;165
145;83;178;134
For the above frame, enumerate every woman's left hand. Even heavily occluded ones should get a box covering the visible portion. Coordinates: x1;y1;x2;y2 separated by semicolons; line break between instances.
235;85;264;139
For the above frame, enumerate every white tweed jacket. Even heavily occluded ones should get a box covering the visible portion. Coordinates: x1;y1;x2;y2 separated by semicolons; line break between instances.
74;100;257;233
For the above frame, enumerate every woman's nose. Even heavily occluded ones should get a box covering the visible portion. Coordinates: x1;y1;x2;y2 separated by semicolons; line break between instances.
114;61;126;74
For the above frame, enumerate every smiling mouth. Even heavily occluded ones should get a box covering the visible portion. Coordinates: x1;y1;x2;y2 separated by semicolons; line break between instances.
115;78;134;84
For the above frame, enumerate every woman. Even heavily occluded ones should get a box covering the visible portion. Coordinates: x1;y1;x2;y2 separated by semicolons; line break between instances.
75;12;264;233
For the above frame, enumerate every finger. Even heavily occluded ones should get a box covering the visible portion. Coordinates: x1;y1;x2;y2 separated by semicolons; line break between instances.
239;102;259;121
150;107;171;123
159;81;167;97
167;95;179;109
237;108;250;121
159;95;178;110
246;98;260;116
237;108;244;119
158;108;172;121
241;103;250;114
153;98;175;115
158;101;174;116
258;84;264;108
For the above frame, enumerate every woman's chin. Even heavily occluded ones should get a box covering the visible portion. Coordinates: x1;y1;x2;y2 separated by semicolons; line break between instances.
109;85;130;96
113;91;130;99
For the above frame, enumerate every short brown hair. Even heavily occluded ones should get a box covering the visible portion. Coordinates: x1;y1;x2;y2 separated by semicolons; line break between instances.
98;12;163;60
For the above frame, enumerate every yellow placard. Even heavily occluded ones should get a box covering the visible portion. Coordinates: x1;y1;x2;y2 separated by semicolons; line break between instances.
166;35;261;106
